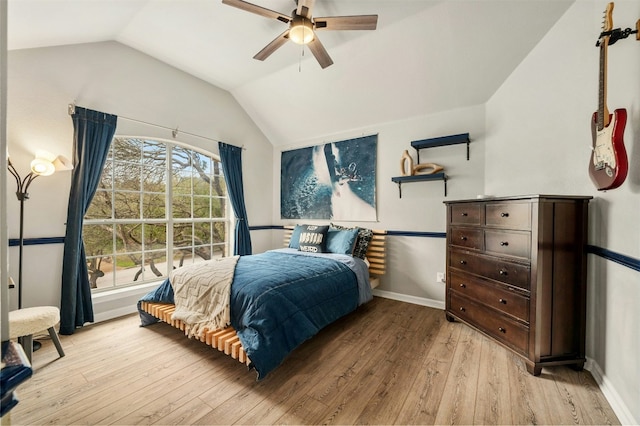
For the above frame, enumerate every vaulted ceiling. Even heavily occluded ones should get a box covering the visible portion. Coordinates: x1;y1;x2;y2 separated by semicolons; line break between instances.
8;0;574;145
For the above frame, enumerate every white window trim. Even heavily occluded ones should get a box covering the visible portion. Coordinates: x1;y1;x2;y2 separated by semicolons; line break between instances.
85;136;232;308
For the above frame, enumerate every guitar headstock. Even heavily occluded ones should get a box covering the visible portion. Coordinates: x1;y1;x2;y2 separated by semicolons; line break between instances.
602;2;614;32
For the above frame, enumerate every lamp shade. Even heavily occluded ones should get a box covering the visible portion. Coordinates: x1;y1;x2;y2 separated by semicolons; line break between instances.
30;157;55;176
53;155;74;171
29;150;72;175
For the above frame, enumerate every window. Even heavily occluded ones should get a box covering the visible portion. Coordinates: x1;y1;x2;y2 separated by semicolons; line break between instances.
84;137;229;291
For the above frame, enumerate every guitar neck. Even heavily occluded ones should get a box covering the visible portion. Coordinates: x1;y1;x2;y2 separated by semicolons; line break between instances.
598;36;610;130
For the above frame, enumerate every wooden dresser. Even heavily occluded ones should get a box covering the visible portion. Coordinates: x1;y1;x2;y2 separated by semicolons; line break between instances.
444;195;591;375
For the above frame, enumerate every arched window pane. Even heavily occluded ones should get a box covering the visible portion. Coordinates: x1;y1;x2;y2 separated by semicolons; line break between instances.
84;137;229;291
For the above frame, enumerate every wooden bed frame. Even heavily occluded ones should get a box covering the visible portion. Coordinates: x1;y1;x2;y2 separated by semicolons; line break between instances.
140;227;386;366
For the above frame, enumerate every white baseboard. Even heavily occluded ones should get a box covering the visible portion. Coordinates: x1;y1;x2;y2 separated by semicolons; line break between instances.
586;358;637;425
93;287;447;324
372;289;445;310
93;305;139;323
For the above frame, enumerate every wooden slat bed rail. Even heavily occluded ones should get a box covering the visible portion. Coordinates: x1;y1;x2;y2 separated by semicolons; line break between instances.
139;301;251;366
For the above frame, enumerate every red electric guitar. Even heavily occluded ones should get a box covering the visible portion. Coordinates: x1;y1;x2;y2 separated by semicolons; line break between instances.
589;2;628;191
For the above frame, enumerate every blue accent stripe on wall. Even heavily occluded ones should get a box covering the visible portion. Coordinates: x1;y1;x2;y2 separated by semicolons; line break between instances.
587;245;640;272
9;237;65;247
250;226;448;238
249;225;283;231
386;230;447;238
11;231;638;273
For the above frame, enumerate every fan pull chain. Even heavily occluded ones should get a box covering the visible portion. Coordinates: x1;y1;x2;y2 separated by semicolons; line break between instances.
299;44;305;72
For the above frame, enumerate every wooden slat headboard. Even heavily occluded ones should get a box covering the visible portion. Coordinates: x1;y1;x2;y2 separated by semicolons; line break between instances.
282;226;387;279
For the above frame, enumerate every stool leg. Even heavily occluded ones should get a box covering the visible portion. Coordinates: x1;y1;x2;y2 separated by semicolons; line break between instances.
18;335;33;364
47;327;65;358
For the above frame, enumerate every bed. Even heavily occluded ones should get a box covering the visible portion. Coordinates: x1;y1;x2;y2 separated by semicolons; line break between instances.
138;225;386;379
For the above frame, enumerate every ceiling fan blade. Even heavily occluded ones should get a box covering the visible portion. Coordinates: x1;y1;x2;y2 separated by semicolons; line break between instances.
307;35;333;69
253;30;290;61
296;0;315;18
222;0;290;24
314;15;378;31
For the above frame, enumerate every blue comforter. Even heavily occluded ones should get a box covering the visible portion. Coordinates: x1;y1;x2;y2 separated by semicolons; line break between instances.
138;249;371;379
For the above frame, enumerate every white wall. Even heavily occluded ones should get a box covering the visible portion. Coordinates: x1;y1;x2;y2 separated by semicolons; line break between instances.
273;105;486;306
7;41;274;315
485;1;639;424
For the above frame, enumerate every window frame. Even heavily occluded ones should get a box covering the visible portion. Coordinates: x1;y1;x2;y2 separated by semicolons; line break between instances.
84;136;231;293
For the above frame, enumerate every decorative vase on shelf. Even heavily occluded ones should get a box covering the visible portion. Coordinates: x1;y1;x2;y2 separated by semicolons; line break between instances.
413;162;444;175
400;150;414;176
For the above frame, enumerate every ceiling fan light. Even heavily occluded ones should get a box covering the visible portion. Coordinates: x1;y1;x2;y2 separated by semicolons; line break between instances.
289;17;314;45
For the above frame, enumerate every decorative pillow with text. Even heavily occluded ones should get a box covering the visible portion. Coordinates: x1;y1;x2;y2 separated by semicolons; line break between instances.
298;225;329;253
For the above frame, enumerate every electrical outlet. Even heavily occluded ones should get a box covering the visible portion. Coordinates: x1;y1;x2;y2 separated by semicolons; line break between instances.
436;272;445;283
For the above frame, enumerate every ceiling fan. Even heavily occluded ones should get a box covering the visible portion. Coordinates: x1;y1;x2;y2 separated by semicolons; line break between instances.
221;0;378;69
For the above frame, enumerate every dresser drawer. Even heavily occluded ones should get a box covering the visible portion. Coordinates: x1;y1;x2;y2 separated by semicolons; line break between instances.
449;249;530;290
449;292;529;355
449;270;529;322
450;203;483;225
485;230;531;259
485;202;531;230
450;227;483;250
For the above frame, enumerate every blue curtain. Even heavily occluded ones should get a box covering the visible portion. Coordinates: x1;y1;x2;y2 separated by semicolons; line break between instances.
218;142;252;256
59;107;117;335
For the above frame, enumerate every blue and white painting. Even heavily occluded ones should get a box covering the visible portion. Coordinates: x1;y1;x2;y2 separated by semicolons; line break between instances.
281;134;377;221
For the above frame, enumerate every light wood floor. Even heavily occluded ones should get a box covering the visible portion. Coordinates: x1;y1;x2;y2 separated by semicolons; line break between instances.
10;297;618;425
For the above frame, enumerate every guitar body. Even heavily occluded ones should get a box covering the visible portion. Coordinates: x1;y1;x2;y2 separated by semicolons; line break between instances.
589;108;628;190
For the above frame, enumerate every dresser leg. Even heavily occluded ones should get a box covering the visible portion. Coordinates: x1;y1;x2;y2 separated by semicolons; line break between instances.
570;361;585;372
445;313;455;322
527;363;542;376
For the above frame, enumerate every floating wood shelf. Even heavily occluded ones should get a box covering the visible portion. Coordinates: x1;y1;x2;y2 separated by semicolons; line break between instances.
391;172;447;198
391;132;468;198
411;132;470;162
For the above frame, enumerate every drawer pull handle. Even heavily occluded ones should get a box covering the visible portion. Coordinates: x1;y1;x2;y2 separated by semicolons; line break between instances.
501;212;509;217
459;283;466;288
460;236;467;241
459;307;466;312
500;241;509;246
461;212;468;217
498;327;506;333
499;298;506;304
460;260;467;265
499;269;507;275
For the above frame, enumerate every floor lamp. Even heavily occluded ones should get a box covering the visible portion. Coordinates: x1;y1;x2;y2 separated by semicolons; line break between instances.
7;151;73;309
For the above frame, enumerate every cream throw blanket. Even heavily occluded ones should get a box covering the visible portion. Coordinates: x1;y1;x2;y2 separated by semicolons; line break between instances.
170;255;239;339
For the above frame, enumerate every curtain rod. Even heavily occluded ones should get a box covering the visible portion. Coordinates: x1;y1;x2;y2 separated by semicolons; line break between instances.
67;103;244;148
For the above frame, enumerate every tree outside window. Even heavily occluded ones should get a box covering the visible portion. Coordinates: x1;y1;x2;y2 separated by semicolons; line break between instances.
84;137;229;291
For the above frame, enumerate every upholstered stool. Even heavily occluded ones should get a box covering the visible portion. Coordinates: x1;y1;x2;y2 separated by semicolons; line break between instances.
8;307;65;364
